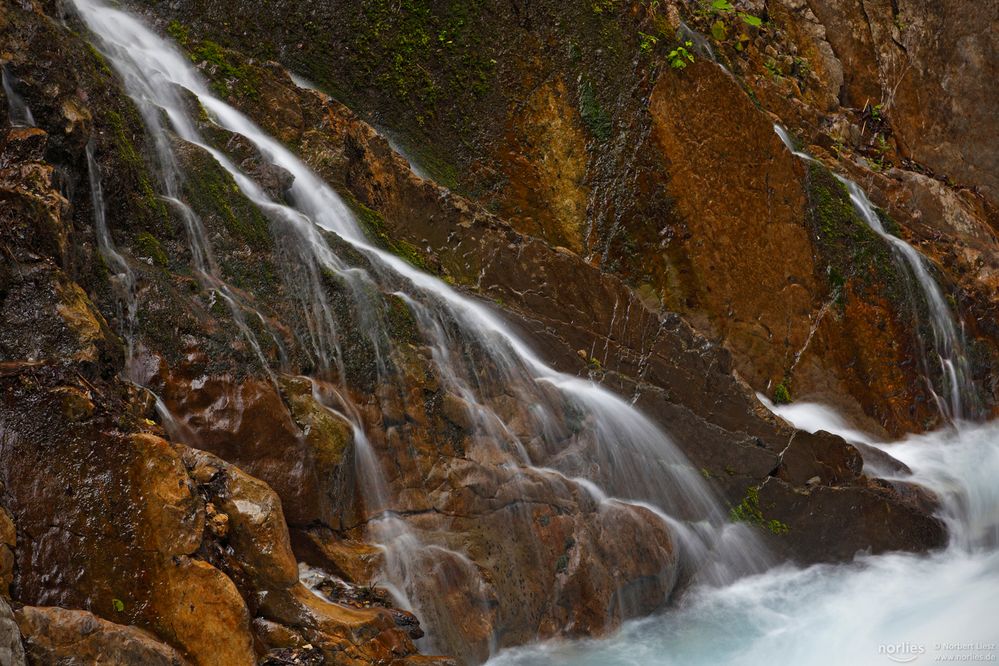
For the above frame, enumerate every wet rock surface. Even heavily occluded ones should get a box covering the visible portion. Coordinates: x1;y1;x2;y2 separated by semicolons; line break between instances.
0;597;25;666
16;606;188;666
136;0;999;434
0;0;992;664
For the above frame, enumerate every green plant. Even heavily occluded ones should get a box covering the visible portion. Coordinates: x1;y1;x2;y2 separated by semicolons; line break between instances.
639;31;659;54
711;19;727;41
707;0;763;27
166;20;189;45
773;382;792;405
764;57;781;78
792;56;811;79
112;598;125;613
668;41;695;69
730;486;790;535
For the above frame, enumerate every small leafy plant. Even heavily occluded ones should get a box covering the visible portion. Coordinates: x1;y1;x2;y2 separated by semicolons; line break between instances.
730;486;790;535
639;31;659;54
668;41;695;69
708;0;763;28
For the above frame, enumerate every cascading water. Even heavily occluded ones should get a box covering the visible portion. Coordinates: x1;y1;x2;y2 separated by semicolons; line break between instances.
489;408;999;665
1;64;35;127
72;0;770;659
837;179;977;420
774;125;979;422
85;140;139;372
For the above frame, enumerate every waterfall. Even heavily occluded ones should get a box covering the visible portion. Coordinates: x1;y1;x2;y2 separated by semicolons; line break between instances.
489;407;999;665
774;125;979;422
72;0;769;657
1;64;35;128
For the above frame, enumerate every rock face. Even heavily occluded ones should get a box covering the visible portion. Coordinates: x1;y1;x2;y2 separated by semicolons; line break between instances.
648;61;818;392
0;0;989;664
801;0;999;203
137;0;999;434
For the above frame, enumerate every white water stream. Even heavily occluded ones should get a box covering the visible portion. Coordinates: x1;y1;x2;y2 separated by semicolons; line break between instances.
1;64;35;128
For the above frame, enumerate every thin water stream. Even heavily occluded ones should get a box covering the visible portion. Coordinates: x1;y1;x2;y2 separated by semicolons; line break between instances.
774;125;979;421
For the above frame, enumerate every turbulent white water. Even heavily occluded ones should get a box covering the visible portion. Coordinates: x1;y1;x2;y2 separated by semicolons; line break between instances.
490;409;999;666
72;0;769;658
774;125;978;422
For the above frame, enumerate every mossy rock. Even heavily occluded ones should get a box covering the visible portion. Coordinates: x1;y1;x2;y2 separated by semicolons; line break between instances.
176;140;273;251
278;375;353;470
805;163;905;303
133;232;169;267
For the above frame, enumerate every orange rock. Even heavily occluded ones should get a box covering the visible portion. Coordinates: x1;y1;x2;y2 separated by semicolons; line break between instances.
16;606;188;666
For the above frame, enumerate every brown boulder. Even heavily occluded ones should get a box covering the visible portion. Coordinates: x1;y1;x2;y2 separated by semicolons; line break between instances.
0;127;47;167
158;372;355;529
0;597;25;666
16;606;187;666
148;557;255;666
180;448;299;591
776;429;863;487
758;477;947;563
258;583;420;665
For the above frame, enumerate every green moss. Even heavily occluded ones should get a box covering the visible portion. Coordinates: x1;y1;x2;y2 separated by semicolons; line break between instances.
385;293;419;343
730;486;790;535
188;39;259;99
180;147;272;250
773;382;791;405
805;163;904;301
166;20;190;45
134;232;168;267
349;0;495;123
578;80;612;141
85;42;113;77
104;109;170;230
876;208;902;237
